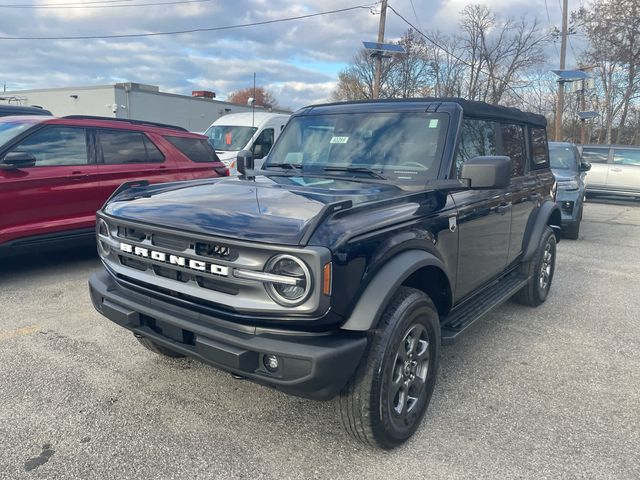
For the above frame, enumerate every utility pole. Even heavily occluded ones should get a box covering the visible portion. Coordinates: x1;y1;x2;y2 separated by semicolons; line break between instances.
555;0;569;141
372;0;388;99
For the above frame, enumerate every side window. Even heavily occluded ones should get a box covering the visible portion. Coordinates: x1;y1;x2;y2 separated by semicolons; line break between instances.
501;123;526;177
12;126;88;167
98;130;163;164
143;135;165;162
581;148;609;164
613;148;640;166
252;128;275;159
164;136;218;163
530;128;549;169
454;119;497;177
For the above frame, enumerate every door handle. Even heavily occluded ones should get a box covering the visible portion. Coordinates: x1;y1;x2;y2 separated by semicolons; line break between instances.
610;167;623;172
158;165;167;169
497;202;512;214
70;171;89;180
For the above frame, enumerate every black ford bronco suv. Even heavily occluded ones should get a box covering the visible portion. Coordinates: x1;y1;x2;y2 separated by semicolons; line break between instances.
89;98;561;449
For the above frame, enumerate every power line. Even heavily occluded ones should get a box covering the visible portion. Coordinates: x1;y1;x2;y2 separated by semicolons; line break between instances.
387;4;546;111
0;3;376;40
0;0;134;6
0;0;211;8
408;0;423;32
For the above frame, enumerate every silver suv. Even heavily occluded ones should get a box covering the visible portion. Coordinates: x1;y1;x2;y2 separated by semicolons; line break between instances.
581;145;640;198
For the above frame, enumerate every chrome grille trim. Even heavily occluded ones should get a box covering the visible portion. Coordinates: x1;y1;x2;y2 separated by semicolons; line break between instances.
97;214;331;315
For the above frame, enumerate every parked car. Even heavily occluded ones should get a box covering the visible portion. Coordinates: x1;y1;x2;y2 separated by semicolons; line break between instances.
549;141;591;239
580;144;640;199
90;98;560;449
0;115;227;256
204;112;290;174
0;104;52;117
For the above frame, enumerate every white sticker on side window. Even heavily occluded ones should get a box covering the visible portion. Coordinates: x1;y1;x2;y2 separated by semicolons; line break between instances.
330;136;349;144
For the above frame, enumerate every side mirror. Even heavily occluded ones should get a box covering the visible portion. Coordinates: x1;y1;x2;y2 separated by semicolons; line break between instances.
461;156;511;189
236;150;254;176
580;162;592;172
1;151;36;169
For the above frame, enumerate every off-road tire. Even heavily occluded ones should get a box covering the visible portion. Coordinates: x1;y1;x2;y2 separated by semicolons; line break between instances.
515;226;556;306
338;287;440;449
135;335;185;358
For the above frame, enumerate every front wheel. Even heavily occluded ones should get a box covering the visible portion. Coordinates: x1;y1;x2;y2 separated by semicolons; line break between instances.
339;287;440;449
515;226;557;306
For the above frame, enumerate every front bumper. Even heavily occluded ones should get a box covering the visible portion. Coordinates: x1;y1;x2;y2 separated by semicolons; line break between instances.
556;188;584;226
89;269;367;400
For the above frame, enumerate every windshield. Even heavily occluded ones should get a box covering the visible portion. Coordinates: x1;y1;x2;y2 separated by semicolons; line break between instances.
265;112;449;182
0;120;37;148
550;146;578;170
205;125;257;152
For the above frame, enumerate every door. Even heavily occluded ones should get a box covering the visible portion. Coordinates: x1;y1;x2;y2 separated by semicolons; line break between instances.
95;128;178;203
251;128;275;169
0;125;99;244
581;146;610;189
608;148;640;194
501;123;538;264
451;118;511;301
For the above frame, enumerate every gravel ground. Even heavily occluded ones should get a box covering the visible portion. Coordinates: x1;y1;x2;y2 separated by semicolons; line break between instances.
0;198;639;480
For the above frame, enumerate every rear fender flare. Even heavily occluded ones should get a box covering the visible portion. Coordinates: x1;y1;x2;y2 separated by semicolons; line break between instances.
341;250;450;332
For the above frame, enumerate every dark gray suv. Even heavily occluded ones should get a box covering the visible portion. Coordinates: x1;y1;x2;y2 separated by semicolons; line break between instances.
549;141;591;239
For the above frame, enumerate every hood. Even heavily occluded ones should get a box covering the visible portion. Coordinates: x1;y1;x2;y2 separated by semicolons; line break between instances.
551;168;578;182
104;175;406;246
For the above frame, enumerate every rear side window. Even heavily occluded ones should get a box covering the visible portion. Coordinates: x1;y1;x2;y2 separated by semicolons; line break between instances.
613;148;640;166
501;124;526;177
165;136;219;163
11;126;88;166
454;119;497;177
581;147;609;164
98;130;164;164
530;128;549;169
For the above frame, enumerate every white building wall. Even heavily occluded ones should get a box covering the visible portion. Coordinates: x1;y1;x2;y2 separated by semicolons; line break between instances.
115;85;256;132
1;85;117;117
2;83;286;132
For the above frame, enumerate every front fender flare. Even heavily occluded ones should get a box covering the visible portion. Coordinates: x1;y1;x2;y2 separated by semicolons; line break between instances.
340;250;450;332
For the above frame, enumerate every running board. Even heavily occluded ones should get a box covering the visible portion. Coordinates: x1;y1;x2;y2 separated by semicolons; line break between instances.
441;272;529;345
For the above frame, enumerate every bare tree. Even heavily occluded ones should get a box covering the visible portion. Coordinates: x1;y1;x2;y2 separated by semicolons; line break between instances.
576;0;640;143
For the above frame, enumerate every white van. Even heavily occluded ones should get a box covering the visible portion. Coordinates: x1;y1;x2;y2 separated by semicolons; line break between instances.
204;112;290;175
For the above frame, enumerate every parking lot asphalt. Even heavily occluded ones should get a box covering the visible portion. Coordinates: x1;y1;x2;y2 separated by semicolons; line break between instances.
1;198;639;480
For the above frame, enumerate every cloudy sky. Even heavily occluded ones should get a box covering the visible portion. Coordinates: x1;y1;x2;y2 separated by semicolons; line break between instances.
0;0;582;109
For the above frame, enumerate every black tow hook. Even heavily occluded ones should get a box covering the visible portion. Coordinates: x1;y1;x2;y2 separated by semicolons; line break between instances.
230;373;246;380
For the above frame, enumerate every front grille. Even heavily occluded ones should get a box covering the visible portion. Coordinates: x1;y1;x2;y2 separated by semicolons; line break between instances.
152;233;190;251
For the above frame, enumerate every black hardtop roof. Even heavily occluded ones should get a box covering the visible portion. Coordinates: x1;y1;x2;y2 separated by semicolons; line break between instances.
300;97;547;128
0;104;52;115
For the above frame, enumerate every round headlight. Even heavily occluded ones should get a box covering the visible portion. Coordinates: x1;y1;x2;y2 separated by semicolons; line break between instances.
97;218;111;256
264;255;312;306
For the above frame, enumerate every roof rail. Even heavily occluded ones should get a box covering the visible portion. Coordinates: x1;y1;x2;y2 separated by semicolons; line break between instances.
62;115;188;132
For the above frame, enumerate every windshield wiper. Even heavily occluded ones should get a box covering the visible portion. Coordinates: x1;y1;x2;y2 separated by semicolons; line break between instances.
322;166;386;179
264;162;302;171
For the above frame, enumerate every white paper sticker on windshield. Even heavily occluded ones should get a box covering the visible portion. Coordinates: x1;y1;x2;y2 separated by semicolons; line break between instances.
330;136;349;144
428;119;439;128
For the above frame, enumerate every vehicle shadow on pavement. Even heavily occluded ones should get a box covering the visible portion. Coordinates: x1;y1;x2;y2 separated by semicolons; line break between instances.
0;245;101;283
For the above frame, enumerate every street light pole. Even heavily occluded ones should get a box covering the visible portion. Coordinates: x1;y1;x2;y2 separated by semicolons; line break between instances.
555;0;569;141
373;0;388;99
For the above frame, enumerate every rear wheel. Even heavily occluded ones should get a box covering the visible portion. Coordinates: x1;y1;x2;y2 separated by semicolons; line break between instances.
339;287;440;449
135;335;185;358
515;226;556;306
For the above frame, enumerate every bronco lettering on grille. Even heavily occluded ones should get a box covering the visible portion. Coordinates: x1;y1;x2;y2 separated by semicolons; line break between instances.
120;242;229;276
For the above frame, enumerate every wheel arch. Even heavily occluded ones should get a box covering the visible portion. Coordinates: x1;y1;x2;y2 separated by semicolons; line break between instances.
340;250;453;332
523;201;562;262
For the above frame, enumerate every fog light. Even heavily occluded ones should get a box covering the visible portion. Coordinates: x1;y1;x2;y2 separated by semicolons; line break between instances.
263;354;279;372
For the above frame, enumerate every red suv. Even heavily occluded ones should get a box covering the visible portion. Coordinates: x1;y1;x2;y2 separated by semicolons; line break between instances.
0;115;228;256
